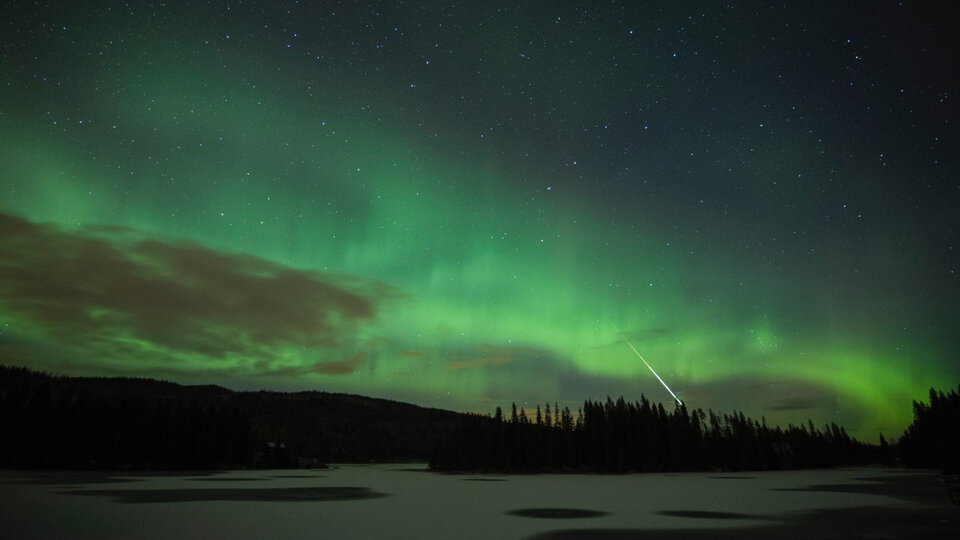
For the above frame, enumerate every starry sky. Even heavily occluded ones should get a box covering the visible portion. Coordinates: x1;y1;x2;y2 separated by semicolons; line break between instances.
1;1;957;440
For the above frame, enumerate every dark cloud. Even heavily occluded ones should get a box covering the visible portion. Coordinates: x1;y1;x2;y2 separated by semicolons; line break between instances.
766;397;823;412
555;371;654;404
593;327;673;350
560;373;839;426
263;354;366;376
445;343;557;370
0;213;392;373
441;342;684;408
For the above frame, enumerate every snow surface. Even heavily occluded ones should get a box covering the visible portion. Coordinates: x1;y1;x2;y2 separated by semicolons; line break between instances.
0;465;954;539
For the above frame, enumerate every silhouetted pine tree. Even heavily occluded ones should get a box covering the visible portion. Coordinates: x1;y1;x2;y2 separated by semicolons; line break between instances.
898;385;960;472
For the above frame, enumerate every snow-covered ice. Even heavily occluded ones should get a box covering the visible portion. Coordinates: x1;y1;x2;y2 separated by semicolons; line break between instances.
1;465;956;539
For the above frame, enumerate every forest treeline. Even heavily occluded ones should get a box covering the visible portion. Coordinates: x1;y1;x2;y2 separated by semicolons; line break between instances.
2;365;957;473
430;396;877;472
0;365;461;469
898;386;960;473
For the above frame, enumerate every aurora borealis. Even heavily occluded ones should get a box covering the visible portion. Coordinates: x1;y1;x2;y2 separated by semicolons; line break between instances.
1;1;957;440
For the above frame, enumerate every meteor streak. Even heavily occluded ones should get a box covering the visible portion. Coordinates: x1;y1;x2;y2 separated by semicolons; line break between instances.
620;334;683;406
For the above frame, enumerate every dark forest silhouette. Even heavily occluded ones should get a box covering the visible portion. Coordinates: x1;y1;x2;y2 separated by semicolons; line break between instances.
432;386;960;473
897;386;960;473
0;365;460;469
430;396;874;472
1;365;957;473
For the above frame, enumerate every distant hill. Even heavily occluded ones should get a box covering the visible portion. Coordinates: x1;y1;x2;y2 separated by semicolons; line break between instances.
0;364;464;469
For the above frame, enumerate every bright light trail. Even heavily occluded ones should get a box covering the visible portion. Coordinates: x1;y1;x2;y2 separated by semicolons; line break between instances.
620;334;683;406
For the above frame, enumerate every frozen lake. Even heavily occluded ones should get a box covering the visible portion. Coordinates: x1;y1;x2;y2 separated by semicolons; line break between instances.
1;465;956;539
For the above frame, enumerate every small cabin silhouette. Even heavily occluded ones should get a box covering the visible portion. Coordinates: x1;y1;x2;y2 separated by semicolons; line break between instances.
254;441;291;467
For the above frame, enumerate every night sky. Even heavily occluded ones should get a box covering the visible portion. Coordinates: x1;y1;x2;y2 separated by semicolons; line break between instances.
1;1;957;440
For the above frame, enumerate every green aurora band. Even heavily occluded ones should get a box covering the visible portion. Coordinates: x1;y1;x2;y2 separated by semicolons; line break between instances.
1;2;957;441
